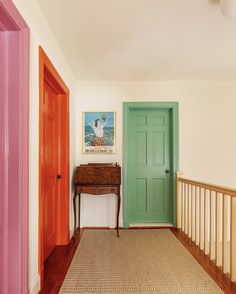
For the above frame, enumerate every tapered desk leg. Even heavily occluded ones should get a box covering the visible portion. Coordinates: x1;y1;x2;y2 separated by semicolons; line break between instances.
73;192;77;235
116;191;121;237
78;193;81;233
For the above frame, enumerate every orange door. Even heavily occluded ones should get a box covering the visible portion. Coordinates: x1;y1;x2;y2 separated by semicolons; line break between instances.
39;47;70;288
43;81;58;261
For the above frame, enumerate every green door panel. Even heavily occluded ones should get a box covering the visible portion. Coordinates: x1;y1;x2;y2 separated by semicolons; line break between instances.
127;109;171;224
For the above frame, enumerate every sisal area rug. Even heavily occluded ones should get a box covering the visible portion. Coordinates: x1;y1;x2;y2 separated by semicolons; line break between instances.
60;229;222;293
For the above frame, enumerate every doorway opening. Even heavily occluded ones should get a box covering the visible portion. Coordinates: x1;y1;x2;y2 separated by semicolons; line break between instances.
123;102;179;228
39;47;70;288
0;1;29;293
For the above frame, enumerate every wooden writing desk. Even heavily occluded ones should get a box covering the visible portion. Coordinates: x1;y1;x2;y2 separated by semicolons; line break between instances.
73;163;121;237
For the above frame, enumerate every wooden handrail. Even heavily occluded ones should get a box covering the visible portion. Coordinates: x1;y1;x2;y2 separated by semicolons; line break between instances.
177;177;236;197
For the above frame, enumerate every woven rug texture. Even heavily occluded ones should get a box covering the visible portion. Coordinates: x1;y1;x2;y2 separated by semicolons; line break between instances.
60;229;222;293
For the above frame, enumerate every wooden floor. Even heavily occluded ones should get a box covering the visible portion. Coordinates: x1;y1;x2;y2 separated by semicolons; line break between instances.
39;230;82;294
39;228;236;294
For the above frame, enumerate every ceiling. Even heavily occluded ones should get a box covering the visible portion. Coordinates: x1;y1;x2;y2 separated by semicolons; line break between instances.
36;0;236;81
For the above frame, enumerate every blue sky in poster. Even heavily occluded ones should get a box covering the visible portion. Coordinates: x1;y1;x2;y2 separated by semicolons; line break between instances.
84;112;114;127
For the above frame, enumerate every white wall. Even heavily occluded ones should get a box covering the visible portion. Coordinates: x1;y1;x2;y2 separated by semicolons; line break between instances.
77;81;236;228
12;1;77;293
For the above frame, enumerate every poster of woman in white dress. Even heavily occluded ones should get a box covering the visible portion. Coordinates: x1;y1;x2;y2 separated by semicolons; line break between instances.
82;112;116;154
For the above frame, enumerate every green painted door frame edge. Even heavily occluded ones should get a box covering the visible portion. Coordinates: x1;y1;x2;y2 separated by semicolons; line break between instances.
123;102;179;228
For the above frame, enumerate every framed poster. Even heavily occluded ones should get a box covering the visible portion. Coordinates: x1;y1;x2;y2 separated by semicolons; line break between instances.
82;112;116;154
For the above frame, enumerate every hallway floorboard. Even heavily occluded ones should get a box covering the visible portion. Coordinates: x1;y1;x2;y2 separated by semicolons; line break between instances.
39;230;82;294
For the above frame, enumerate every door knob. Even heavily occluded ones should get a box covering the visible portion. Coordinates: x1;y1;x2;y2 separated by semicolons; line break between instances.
165;169;170;174
56;174;62;179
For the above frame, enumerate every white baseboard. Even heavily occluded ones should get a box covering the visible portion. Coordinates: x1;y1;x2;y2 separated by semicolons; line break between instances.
29;274;40;294
70;228;74;239
129;223;173;227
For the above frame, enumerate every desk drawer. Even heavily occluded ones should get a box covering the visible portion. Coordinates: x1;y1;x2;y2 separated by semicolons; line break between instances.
77;186;118;195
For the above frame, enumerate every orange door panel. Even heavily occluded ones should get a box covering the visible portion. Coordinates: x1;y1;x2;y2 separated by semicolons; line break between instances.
43;82;58;261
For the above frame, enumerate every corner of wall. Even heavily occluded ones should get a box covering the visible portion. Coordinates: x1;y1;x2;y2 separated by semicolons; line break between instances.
29;274;40;294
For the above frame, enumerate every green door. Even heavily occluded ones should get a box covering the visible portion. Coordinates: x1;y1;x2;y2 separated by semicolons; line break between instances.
126;109;172;225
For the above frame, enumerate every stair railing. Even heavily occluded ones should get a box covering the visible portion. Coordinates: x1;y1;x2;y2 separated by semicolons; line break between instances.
176;172;236;282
